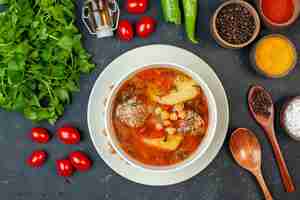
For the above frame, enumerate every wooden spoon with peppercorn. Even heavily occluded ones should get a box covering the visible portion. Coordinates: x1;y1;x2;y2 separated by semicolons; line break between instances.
248;85;295;193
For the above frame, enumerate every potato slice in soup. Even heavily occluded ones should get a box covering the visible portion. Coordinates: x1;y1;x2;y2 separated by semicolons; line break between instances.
142;134;183;151
158;79;199;105
147;83;161;102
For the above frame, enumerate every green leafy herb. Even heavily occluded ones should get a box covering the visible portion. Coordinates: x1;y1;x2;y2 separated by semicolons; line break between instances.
0;0;94;124
0;0;7;5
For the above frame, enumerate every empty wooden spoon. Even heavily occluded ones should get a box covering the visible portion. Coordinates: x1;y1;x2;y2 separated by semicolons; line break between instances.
248;85;295;192
230;128;273;200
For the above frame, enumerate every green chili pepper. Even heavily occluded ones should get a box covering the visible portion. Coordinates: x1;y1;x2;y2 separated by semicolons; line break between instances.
161;0;181;25
182;0;199;43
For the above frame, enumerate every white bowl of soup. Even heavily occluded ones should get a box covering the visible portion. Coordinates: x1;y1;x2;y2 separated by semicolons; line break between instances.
105;65;217;172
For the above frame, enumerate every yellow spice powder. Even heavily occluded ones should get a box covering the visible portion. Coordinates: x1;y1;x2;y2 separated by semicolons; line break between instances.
255;36;296;77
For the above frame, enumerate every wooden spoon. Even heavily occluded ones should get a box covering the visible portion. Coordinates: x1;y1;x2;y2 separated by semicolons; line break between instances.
248;85;295;192
230;128;273;200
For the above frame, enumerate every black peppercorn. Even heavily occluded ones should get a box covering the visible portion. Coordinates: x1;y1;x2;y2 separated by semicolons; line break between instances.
251;88;272;117
216;4;256;45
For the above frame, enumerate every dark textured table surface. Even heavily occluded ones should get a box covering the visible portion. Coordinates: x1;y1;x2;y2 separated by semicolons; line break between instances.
1;0;300;199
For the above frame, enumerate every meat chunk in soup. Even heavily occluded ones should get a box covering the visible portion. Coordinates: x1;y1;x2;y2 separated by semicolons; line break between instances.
116;97;148;128
177;110;206;135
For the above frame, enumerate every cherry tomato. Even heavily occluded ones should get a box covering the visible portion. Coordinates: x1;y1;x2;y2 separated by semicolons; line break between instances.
56;159;74;177
125;0;148;14
161;104;173;112
136;16;156;38
69;151;92;171
29;127;50;144
57;126;80;145
117;20;134;41
27;150;47;168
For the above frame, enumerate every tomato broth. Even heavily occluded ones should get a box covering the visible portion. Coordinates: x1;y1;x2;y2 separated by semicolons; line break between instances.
112;68;209;166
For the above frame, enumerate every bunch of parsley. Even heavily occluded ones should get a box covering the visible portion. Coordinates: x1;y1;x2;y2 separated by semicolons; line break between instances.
0;0;94;124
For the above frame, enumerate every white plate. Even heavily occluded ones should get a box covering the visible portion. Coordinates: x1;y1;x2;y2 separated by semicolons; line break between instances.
87;45;229;186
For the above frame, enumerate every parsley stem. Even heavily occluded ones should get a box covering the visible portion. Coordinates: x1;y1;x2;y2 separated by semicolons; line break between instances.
40;79;54;100
26;71;65;80
48;34;59;41
0;43;12;46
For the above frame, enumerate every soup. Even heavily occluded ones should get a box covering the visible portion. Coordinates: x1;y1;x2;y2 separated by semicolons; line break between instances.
112;67;209;166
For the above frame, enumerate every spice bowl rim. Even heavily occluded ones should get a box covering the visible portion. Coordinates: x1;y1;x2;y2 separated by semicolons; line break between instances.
250;34;297;79
104;64;218;173
256;0;300;29
211;0;261;49
280;96;300;141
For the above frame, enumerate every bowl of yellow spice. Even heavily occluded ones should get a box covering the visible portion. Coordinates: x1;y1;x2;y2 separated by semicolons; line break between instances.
250;34;297;78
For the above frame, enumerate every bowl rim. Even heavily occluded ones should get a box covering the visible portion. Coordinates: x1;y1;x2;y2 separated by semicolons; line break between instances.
211;0;261;49
104;64;218;173
257;0;300;27
250;34;297;78
87;44;230;185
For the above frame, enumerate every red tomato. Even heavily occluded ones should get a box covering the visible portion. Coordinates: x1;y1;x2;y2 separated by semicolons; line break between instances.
137;69;161;81
57;126;80;144
27;150;47;168
136;16;156;38
117;20;134;41
125;0;148;14
161;104;173;112
30;127;50;144
69;151;92;171
56;159;74;177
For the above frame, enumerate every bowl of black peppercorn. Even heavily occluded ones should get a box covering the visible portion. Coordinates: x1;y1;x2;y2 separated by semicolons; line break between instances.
211;0;261;49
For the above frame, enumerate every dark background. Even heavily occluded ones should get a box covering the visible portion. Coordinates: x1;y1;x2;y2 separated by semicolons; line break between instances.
1;0;300;199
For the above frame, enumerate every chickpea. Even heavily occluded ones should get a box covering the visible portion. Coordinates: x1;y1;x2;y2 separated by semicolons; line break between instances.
160;111;170;120
165;127;176;135
163;120;172;127
178;111;187;119
155;123;163;131
155;107;162;115
174;103;184;112
170;112;178;121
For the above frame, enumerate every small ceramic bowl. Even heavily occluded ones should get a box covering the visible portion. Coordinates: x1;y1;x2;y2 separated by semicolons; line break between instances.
256;0;300;29
281;96;300;141
104;64;218;173
250;34;297;78
211;0;261;49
